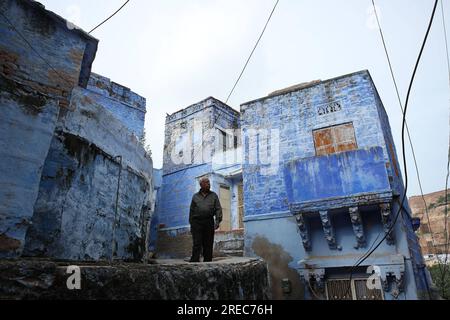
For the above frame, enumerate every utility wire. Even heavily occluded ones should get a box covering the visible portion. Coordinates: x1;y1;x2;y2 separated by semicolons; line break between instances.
162;1;280;198
372;0;438;256
372;0;443;277
89;0;131;34
353;0;438;292
439;0;450;291
345;0;439;299
225;0;280;104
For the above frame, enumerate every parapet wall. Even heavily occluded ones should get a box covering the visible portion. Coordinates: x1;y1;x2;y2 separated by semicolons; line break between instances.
87;73;146;138
0;258;270;300
23;86;153;261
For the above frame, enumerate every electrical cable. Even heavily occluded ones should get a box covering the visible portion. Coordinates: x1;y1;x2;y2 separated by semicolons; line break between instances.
225;0;279;104
344;0;439;299
89;0;131;34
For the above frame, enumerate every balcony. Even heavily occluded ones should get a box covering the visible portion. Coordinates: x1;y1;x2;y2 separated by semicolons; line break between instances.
283;147;396;252
283;147;392;213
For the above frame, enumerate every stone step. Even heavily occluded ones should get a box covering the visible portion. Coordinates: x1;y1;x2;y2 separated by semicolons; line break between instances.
221;250;244;257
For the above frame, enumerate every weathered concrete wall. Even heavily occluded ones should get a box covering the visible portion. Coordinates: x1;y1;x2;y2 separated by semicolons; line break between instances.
23;86;153;261
87;73;146;138
0;0;97;258
0;258;270;300
148;168;163;254
245;225;305;300
157;228;193;259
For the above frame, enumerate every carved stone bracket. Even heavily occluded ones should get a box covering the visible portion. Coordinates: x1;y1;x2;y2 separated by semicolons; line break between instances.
319;210;341;250
380;203;395;245
378;259;405;299
349;207;366;249
298;268;326;299
294;212;312;252
381;272;405;299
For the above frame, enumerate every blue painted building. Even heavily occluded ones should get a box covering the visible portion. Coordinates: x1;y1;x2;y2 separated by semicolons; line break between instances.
155;97;244;258
0;0;97;258
240;70;432;300
0;0;153;261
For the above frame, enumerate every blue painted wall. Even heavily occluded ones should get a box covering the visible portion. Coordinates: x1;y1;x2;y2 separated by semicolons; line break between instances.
87;73;146;138
284;147;391;204
0;0;153;261
241;71;387;218
158;163;212;228
0;0;97;258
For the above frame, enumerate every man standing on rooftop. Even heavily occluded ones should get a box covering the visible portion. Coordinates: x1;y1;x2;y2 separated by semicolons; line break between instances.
189;177;222;262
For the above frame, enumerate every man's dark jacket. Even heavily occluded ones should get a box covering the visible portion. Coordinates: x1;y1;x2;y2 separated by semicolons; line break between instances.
189;190;222;224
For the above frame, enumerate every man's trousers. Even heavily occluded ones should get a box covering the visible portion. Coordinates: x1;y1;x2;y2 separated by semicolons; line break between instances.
190;217;215;262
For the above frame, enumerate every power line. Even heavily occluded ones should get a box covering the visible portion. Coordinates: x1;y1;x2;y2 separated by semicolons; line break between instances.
372;0;444;277
89;0;131;34
371;0;437;254
439;0;450;291
225;0;280;104
345;0;439;299
354;0;438;291
162;1;280;199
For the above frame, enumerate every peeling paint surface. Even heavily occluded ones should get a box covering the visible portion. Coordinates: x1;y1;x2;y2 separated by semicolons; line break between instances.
0;0;152;261
0;0;98;258
252;235;304;300
23;87;153;261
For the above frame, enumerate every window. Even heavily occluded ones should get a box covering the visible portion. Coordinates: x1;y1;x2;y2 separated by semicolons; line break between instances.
326;278;384;300
313;123;357;156
218;129;227;152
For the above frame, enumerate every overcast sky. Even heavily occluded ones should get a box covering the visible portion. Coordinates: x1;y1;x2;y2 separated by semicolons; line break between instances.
39;0;450;197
